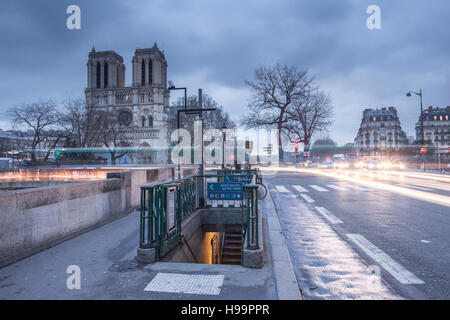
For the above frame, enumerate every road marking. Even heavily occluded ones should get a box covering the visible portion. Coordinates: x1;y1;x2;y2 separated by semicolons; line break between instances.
309;185;328;192
276;185;290;193
346;184;369;191
400;184;433;191
293;185;308;193
346;234;424;285
300;194;315;203
144;273;225;295
327;184;347;191
420;240;431;244
315;206;343;224
412;182;450;191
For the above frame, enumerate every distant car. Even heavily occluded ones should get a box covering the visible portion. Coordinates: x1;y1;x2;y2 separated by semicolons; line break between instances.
333;160;349;169
391;160;406;170
318;161;334;169
366;159;382;170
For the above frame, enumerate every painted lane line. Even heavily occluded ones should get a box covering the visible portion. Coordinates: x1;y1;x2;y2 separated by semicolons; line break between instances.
413;182;450;191
399;184;433;191
309;185;328;192
346;234;424;285
327;184;347;191
315;207;343;224
293;185;308;193
276;185;290;193
300;194;315;203
144;273;225;295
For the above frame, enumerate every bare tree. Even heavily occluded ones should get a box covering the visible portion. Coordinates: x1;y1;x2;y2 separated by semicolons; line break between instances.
242;64;314;161
63;97;102;150
170;94;236;133
284;90;334;148
5;100;66;161
97;110;131;165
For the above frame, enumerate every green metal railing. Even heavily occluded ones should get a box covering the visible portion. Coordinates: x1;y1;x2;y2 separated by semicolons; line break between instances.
243;184;259;250
140;172;260;257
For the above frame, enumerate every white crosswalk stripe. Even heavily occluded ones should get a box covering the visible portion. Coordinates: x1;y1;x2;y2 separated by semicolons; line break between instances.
293;185;308;193
346;184;369;191
309;185;328;192
327;184;347;191
300;194;315;203
315;207;343;224
276;185;290;193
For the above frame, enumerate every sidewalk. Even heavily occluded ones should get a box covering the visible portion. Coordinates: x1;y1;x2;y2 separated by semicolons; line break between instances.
0;196;300;300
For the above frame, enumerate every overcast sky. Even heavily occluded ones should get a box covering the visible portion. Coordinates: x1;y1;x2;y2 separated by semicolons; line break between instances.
1;0;449;144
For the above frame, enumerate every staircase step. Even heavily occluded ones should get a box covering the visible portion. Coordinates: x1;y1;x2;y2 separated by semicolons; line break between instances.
223;251;241;257
225;239;242;244
222;257;241;264
226;234;242;239
223;249;241;253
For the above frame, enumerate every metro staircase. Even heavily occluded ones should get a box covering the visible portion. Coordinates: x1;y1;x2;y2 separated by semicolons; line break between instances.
221;232;242;265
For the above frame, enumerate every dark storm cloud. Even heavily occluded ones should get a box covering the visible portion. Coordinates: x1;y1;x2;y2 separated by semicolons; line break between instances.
1;0;450;143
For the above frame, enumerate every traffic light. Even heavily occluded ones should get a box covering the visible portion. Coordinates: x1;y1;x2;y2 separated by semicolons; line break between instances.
293;142;299;149
420;147;427;154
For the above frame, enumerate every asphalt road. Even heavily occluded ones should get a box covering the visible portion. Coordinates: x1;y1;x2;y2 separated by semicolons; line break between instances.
266;168;450;299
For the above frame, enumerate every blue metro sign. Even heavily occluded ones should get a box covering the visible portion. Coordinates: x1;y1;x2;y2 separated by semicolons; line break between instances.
207;182;243;200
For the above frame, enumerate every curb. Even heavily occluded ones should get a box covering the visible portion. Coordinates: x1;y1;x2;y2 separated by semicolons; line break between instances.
264;187;303;300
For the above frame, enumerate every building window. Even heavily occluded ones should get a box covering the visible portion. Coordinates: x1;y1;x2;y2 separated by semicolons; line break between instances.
117;66;120;87
141;116;145;128
96;62;101;88
148;59;153;85
104;62;108;88
148;116;153;127
141;60;146;86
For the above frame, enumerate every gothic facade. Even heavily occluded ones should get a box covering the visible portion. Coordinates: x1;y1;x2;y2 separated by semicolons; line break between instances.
85;43;170;164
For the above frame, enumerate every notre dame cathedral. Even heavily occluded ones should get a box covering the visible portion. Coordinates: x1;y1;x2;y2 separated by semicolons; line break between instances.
85;42;171;164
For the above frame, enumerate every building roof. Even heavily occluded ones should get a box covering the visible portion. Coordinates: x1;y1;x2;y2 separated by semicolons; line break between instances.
88;48;124;62
134;42;166;60
362;107;398;119
422;106;450;116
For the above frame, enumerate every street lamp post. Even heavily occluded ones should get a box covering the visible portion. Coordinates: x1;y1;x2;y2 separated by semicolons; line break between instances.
168;84;187;179
221;123;227;169
406;89;425;171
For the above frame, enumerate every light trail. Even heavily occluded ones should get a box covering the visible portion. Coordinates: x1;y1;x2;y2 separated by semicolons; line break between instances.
260;167;450;207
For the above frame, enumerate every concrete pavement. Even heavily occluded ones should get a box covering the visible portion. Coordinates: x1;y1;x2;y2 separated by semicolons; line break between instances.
0;195;300;300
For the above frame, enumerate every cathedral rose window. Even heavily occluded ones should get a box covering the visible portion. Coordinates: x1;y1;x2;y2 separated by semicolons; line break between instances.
118;111;132;126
